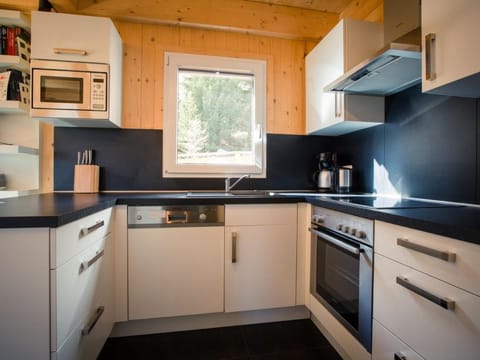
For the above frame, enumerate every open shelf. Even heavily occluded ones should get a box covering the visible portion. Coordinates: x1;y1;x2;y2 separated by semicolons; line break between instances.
0;144;39;156
0;54;30;72
0;99;29;114
0;189;38;199
0;9;30;31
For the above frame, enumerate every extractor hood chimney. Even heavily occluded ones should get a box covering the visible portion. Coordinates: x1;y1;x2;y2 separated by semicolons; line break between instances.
324;0;421;96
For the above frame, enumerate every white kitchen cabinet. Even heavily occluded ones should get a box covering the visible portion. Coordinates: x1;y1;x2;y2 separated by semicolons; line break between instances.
0;207;114;360
373;221;480;360
421;0;480;97
225;204;297;312
128;226;225;320
31;11;120;65
306;18;384;136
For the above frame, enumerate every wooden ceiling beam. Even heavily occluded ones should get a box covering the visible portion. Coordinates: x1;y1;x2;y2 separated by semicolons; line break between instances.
58;0;339;41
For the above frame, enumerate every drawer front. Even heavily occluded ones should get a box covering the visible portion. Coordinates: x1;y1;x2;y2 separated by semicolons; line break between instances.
375;221;480;296
374;254;480;360
51;207;113;268
53;297;114;360
225;204;297;226
372;320;424;360
51;234;112;350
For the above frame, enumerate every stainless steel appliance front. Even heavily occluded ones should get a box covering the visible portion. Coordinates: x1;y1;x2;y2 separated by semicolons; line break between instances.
31;59;109;119
310;207;373;352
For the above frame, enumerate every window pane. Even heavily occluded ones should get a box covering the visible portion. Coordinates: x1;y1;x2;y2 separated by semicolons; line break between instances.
176;69;255;166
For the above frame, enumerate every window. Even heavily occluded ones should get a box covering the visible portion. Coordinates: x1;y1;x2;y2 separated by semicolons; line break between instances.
163;52;266;178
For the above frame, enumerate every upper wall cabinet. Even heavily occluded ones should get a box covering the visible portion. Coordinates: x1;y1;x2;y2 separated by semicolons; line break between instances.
306;19;385;136
31;11;120;64
422;0;480;98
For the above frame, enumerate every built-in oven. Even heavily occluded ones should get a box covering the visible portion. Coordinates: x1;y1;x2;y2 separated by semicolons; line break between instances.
309;206;374;353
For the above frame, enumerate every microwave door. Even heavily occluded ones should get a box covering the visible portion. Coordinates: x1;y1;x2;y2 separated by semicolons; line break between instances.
32;69;91;110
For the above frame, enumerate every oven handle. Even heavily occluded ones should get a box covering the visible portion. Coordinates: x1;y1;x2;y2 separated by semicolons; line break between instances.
309;227;363;255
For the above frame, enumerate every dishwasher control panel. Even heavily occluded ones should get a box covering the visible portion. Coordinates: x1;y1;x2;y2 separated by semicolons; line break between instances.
128;205;225;228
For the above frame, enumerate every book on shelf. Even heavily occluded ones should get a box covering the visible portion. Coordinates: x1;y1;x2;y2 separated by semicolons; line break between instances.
0;25;30;56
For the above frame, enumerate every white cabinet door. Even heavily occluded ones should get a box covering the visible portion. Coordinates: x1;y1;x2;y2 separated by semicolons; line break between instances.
422;0;480;97
306;18;384;136
225;224;297;312
31;11;121;64
0;228;50;360
128;226;224;320
224;204;297;312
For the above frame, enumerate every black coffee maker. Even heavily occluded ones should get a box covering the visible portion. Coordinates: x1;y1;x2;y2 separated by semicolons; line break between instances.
313;152;336;192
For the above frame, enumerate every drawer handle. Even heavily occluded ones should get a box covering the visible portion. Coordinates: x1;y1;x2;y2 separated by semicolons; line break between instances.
79;249;104;274
81;306;105;336
80;220;105;237
394;352;406;360
53;47;88;56
232;232;237;263
397;238;456;262
396;276;455;311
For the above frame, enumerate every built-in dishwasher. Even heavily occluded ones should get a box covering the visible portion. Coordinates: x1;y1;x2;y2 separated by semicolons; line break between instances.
127;205;225;320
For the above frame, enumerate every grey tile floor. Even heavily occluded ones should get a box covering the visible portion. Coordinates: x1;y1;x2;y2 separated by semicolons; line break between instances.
98;319;342;359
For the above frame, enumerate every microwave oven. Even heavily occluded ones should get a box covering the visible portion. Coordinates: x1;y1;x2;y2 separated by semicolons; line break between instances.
31;59;109;120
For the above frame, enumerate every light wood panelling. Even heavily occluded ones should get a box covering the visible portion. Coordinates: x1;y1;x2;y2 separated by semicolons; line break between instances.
39;123;54;193
0;0;37;12
340;0;383;22
119;21;306;134
57;0;339;41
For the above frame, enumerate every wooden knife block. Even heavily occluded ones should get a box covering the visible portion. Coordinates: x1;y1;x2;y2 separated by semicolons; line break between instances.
74;165;99;193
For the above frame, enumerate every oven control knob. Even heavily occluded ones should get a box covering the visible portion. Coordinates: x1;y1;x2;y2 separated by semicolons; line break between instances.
350;228;357;236
199;213;207;222
337;224;343;231
357;231;367;239
343;226;350;233
312;215;324;224
136;215;142;221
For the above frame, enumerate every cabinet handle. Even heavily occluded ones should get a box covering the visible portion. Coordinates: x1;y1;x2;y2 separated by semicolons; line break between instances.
334;92;342;117
425;33;436;80
396;276;455;311
394;352;406;360
80;220;105;237
397;238;456;262
79;249;104;274
81;306;105;336
232;232;237;263
53;47;88;56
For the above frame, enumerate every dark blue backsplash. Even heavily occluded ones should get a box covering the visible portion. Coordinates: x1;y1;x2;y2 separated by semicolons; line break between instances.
54;84;479;203
335;84;478;203
54;129;334;191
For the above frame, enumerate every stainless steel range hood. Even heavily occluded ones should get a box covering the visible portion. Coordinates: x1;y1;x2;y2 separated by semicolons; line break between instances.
325;0;421;96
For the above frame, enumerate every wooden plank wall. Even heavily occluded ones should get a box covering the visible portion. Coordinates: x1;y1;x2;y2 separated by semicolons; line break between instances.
116;21;307;135
37;0;384;192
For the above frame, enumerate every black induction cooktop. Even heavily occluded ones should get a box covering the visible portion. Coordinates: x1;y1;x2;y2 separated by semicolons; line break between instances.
324;195;462;209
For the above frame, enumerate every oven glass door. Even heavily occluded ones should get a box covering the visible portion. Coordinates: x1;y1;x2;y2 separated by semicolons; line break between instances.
314;228;361;330
32;69;91;110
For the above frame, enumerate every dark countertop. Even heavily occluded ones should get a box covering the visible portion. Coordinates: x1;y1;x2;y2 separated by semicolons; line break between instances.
0;192;479;246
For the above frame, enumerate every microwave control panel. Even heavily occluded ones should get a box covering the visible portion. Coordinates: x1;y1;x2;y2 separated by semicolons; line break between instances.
91;72;107;111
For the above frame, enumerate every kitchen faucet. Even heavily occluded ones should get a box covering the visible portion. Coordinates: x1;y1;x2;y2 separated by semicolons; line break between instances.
225;174;250;192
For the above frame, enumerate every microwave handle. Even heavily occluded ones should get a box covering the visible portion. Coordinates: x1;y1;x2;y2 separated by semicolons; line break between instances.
53;48;88;56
